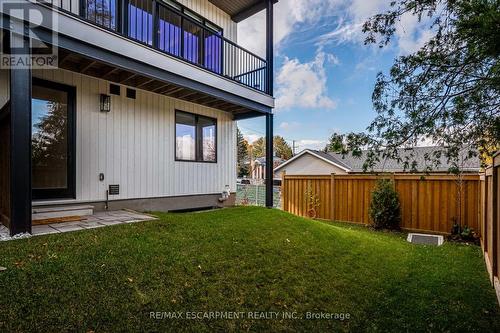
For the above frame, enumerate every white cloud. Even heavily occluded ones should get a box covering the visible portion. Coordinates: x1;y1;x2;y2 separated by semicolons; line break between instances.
326;53;341;65
395;11;435;54
279;121;300;131
314;0;388;49
237;12;266;58
297;139;327;151
316;20;364;47
275;52;336;110
237;0;343;57
243;133;260;144
354;57;377;72
315;0;435;55
238;0;436;57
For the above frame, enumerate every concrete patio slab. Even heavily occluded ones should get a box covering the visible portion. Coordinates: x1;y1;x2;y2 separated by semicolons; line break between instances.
0;210;157;241
52;225;84;233
31;225;60;236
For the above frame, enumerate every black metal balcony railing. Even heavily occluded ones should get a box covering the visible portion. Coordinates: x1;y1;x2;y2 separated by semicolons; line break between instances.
37;0;269;94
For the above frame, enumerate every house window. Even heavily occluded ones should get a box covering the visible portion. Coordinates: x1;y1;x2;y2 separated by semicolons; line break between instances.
31;78;76;200
85;0;118;30
175;110;216;162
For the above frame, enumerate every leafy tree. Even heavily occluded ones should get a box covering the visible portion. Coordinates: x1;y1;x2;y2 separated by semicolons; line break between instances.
237;127;249;177
324;132;346;153
86;0;115;26
251;136;293;160
346;0;500;171
274;136;293;160
252;137;266;158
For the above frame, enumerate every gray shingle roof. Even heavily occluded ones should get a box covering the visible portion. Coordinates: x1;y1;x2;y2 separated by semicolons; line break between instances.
307;150;352;170
309;146;481;173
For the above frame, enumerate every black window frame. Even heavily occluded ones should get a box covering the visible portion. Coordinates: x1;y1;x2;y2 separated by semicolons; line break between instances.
161;0;224;36
175;110;217;163
31;78;77;201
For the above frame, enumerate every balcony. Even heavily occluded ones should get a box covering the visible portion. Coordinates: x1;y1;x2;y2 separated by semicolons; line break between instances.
37;0;269;94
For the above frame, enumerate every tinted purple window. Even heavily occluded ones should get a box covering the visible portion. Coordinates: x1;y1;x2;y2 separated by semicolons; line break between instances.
158;5;182;56
204;33;222;73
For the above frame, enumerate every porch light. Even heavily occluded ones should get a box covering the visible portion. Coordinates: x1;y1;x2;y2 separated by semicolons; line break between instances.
100;94;111;112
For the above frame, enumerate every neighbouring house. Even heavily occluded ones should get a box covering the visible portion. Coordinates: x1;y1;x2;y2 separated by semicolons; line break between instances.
250;156;284;181
0;0;278;236
274;147;481;177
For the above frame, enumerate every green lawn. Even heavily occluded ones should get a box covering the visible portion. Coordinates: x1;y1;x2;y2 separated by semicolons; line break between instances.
0;207;498;332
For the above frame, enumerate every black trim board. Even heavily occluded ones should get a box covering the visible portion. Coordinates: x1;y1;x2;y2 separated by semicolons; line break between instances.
265;0;274;208
265;112;273;207
25;24;272;115
9;26;32;235
233;110;267;120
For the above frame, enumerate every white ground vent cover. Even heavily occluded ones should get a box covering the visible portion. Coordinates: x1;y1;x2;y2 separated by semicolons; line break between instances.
407;233;444;246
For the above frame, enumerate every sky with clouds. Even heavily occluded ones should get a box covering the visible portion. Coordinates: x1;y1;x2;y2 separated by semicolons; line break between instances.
237;0;434;151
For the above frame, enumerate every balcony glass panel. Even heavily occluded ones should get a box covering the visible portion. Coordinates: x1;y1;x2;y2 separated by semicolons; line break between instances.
158;4;182;56
85;0;117;30
128;0;154;45
182;19;202;65
204;30;222;74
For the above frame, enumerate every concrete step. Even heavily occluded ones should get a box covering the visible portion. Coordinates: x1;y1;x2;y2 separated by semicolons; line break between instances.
32;205;94;221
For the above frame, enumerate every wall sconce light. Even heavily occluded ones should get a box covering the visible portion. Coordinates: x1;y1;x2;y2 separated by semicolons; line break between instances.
100;94;111;113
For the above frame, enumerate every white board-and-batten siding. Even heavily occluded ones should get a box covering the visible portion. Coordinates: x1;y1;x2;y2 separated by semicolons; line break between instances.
178;0;238;42
58;0;237;42
33;68;237;203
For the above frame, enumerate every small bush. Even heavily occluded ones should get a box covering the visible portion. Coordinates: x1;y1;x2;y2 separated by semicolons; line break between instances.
369;179;401;230
304;185;321;218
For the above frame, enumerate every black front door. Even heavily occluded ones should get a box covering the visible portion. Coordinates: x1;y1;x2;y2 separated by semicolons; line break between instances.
31;78;76;200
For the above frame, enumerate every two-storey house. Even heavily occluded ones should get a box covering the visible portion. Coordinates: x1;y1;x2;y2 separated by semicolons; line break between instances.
0;0;277;235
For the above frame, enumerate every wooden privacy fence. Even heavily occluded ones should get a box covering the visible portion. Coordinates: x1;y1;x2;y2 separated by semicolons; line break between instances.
481;153;499;294
282;173;481;234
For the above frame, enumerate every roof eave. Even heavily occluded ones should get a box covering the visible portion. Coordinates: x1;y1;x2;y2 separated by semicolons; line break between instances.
209;0;279;23
232;0;279;22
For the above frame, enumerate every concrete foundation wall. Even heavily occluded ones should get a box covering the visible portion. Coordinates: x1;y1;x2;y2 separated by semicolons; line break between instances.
34;193;236;213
